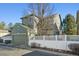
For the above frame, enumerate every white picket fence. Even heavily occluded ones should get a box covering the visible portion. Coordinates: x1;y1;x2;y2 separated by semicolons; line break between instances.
29;35;79;51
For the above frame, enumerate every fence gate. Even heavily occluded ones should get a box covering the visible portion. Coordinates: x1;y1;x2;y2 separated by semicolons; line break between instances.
12;33;29;49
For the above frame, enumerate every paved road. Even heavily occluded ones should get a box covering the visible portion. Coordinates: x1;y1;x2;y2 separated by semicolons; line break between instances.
22;48;76;56
22;51;59;56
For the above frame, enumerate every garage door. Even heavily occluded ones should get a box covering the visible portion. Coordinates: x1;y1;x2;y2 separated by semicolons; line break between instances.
12;33;29;49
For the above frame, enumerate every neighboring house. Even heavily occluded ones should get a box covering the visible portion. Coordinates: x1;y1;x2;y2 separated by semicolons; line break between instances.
0;30;10;37
1;34;12;43
0;30;12;43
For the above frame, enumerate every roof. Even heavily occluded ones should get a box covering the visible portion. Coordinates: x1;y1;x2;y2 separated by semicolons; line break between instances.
20;14;35;19
0;30;9;33
12;23;33;31
20;13;44;20
0;30;10;37
20;24;32;29
12;23;31;30
1;34;11;37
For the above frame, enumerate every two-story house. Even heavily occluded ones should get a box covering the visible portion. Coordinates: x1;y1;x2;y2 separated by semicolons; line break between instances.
11;13;62;48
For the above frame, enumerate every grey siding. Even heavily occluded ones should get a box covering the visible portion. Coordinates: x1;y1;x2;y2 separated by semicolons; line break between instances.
22;16;34;29
12;24;29;48
12;34;28;48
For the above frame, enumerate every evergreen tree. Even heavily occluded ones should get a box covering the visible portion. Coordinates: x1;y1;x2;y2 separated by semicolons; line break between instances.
76;10;79;35
63;14;77;35
0;21;5;30
8;23;13;32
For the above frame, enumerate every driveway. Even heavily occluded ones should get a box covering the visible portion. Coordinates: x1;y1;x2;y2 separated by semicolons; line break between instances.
0;45;32;56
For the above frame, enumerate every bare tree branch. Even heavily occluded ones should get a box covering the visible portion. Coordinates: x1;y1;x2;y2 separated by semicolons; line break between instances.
27;3;55;17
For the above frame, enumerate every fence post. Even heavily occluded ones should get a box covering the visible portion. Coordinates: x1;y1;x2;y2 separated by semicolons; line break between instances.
65;35;67;41
55;35;57;41
33;36;35;40
43;36;45;40
65;35;67;50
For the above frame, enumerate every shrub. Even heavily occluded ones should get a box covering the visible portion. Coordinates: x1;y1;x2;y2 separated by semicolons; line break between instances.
0;39;3;43
31;43;40;48
5;40;11;44
68;43;79;54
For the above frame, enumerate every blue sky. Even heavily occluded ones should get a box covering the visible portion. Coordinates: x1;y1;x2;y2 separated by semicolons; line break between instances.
0;3;79;25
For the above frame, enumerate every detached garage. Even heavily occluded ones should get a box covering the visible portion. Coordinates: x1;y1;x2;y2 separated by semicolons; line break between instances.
11;23;29;48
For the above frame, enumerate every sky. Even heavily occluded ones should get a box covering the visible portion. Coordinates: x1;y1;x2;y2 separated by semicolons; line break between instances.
0;3;79;25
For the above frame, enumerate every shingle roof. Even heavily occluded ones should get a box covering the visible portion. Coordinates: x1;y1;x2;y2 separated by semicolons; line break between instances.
20;14;34;19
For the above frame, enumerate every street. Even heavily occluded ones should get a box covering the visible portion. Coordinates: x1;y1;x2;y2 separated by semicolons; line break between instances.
22;50;59;56
22;48;75;56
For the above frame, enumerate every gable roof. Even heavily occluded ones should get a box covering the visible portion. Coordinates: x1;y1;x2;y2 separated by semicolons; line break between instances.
20;14;34;19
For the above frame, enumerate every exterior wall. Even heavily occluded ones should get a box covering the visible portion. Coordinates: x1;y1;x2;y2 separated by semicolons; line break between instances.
22;16;39;35
53;14;61;31
1;36;12;43
22;17;34;28
12;34;28;48
12;24;29;48
33;16;39;34
22;16;36;28
37;14;61;35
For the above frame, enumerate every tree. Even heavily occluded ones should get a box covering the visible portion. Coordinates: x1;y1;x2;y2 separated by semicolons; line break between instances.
76;10;79;35
8;23;13;32
27;3;55;35
27;3;54;17
63;14;77;35
0;21;5;30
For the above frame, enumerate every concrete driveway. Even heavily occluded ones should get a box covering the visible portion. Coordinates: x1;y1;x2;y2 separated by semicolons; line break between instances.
0;45;32;56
